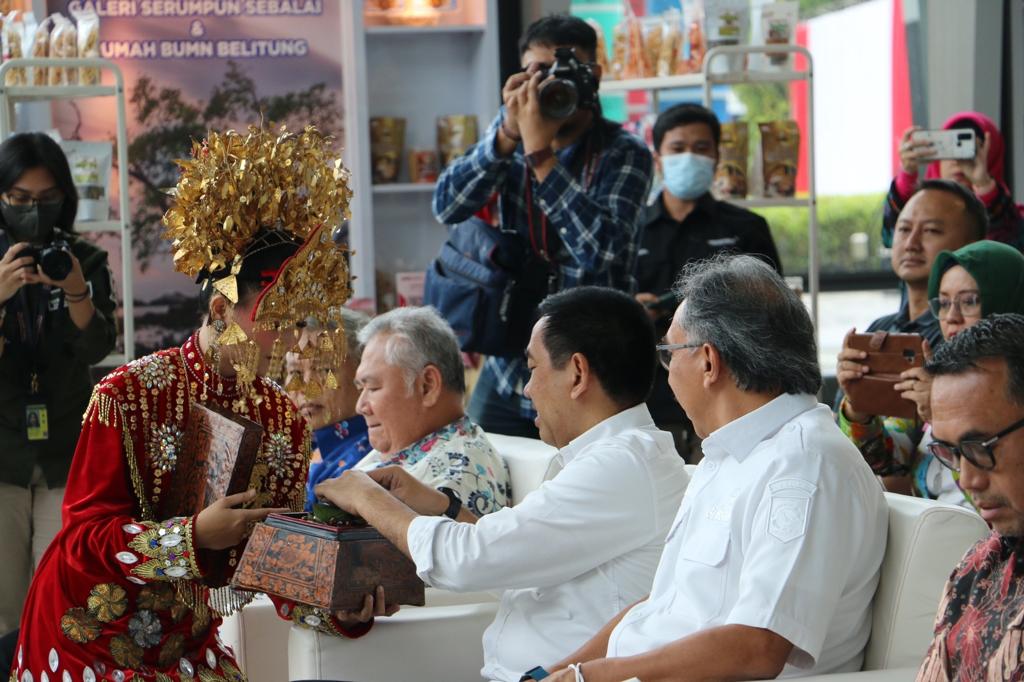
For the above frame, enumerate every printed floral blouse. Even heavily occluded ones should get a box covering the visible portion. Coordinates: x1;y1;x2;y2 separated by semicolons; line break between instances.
355;415;511;515
918;532;1024;681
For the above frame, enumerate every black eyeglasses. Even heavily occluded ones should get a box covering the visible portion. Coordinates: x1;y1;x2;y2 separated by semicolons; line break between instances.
927;415;1024;472
655;341;701;371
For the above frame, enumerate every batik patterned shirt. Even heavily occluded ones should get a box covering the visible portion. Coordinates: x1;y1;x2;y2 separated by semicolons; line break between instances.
355;416;511;515
918;532;1024;681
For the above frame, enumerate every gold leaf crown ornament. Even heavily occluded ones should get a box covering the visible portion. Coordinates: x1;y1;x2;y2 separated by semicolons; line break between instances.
162;123;353;287
162;124;355;397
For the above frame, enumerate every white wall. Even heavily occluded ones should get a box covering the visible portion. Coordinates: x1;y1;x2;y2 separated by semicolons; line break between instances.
806;0;894;196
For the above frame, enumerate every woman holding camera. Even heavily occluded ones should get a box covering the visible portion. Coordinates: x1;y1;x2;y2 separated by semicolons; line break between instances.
883;112;1023;250
0;133;117;633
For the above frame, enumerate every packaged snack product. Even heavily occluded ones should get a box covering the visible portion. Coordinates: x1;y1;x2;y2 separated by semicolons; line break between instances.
585;18;609;76
713;121;748;199
656;10;683;78
437;114;477;168
60;140;113;222
641;17;662;79
48;15;67;86
30;16;52;87
73;6;100;84
3;11;26;86
759;120;800;197
369;116;405;184
705;0;749;73
408;149;439;183
62;15;78;85
753;1;798;70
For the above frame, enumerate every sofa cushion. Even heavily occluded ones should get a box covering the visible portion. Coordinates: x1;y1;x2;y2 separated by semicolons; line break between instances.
486;433;560;506
864;494;988;670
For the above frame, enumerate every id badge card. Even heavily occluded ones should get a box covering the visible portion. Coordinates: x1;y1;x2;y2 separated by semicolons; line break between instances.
26;404;49;441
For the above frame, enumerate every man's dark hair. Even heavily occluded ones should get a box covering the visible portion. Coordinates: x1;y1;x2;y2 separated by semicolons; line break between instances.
0;132;79;234
926;313;1024;406
518;14;597;62
674;254;821;395
537;286;656;408
917;178;989;242
653;103;722;151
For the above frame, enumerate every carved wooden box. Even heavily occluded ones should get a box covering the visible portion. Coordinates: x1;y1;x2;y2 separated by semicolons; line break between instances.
232;513;425;611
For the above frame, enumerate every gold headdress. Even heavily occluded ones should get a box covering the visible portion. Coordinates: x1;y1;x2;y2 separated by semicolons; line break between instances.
162;124;355;400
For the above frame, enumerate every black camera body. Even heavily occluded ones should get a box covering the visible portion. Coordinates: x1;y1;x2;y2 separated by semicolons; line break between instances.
23;238;74;281
539;47;598;120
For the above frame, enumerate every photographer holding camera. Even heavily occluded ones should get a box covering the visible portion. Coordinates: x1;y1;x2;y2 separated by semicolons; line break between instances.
433;14;653;438
0;133;117;634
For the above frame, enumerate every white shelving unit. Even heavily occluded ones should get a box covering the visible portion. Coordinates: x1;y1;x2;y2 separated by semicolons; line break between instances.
0;57;134;365
600;45;819;335
339;0;500;306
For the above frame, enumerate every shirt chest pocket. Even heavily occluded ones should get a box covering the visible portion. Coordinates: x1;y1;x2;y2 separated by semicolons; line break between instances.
673;521;730;619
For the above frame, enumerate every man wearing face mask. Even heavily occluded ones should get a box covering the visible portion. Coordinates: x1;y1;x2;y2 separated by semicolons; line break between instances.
636;104;781;460
0;133;117;635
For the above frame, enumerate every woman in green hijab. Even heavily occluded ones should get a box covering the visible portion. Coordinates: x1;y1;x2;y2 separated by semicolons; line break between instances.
840;240;1024;509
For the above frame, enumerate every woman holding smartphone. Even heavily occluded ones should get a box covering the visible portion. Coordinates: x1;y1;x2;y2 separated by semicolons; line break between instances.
883;112;1023;251
838;240;1024;509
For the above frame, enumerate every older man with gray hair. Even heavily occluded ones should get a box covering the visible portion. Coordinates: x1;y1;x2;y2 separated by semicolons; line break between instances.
539;254;889;681
350;306;511;515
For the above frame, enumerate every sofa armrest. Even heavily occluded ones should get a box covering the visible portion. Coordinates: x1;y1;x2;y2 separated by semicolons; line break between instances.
289;601;500;682
790;668;919;681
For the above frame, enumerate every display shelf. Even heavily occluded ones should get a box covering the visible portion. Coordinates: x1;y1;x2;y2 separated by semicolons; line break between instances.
600;73;704;92
365;24;485;35
77;220;123;233
372;182;436;194
341;0;499;302
0;84;120;101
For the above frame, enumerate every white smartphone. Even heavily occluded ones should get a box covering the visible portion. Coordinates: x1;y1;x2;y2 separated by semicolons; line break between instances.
911;129;977;160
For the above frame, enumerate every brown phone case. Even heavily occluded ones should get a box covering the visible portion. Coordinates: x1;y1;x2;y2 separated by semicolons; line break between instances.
845;331;924;420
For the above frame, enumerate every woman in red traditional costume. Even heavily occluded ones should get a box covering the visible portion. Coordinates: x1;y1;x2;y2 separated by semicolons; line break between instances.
9;125;354;682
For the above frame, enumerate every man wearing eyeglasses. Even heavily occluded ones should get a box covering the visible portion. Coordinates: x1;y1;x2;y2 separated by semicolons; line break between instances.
537;255;888;681
917;314;1024;681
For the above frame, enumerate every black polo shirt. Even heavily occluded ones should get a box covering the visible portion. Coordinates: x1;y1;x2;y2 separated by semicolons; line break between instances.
637;192;783;427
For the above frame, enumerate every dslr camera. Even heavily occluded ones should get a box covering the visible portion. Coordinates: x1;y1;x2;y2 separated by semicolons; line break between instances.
538;47;598;120
23;233;74;281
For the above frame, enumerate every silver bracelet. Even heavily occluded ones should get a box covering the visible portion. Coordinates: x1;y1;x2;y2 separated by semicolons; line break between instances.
568;663;585;682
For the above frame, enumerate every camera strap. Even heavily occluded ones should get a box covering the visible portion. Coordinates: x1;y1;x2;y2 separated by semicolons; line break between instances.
522;136;602;271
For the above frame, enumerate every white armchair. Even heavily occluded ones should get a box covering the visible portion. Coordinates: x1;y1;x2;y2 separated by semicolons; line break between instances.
220;434;559;682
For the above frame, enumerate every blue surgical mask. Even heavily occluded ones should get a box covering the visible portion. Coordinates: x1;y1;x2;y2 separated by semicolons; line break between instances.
661;152;716;200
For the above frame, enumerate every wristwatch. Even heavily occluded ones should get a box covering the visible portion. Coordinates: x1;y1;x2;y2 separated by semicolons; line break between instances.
437;487;462;520
520;666;549;681
525;147;554;169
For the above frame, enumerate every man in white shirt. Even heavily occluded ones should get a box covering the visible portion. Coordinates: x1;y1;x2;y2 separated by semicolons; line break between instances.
540;255;889;681
316;287;690;682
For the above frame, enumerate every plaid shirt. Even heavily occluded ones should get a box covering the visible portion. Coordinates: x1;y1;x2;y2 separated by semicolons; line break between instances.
433;110;653;417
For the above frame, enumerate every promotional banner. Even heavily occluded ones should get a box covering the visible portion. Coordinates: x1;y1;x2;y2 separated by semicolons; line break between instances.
43;0;344;358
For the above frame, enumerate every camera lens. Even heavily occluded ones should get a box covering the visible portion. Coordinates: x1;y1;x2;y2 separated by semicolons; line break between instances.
539;79;579;120
40;245;73;281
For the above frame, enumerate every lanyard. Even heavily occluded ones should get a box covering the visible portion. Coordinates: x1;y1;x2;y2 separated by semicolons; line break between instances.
522;137;601;264
15;286;47;395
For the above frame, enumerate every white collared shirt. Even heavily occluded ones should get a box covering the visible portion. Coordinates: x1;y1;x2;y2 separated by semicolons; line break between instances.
406;404;690;682
607;394;888;676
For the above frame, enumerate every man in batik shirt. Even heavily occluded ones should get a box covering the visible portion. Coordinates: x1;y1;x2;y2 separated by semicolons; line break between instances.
918;314;1024;681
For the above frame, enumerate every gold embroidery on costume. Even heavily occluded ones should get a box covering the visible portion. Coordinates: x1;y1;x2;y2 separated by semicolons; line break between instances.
86;583;128;623
128;517;202;581
136;583;176;612
109;634;144;668
60;607;102;643
157;633;186;668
